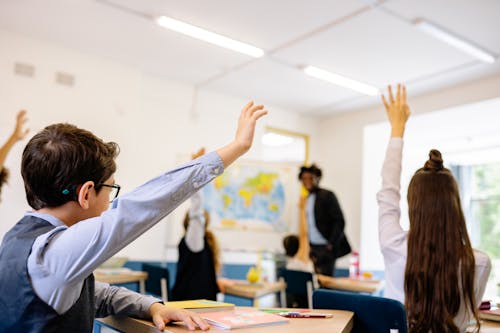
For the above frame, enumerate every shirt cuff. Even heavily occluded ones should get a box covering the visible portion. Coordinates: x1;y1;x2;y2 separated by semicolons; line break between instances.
136;295;163;319
200;151;224;177
388;137;403;146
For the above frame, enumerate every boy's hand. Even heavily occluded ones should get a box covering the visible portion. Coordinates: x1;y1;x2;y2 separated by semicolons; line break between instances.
149;303;210;331
216;101;268;168
234;101;268;153
381;84;410;138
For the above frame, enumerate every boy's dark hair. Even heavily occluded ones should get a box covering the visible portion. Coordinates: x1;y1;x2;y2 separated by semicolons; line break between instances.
21;123;119;209
283;235;299;257
298;164;322;181
0;167;9;196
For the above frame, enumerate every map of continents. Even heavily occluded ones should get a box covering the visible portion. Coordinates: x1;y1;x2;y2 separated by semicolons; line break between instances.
202;165;286;231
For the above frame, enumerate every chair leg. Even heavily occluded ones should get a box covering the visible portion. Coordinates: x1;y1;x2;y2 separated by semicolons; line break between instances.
306;281;313;309
161;278;168;302
279;277;286;308
312;274;320;289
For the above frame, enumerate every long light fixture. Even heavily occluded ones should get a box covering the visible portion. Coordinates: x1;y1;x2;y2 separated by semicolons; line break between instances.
303;66;379;96
156;16;264;58
414;19;495;64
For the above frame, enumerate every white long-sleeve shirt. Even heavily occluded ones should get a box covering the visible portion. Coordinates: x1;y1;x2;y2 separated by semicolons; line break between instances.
376;138;491;331
184;190;206;252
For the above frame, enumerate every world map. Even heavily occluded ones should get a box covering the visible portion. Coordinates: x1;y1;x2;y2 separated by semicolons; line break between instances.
202;164;287;231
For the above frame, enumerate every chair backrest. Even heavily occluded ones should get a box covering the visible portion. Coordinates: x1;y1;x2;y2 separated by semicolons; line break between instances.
143;263;170;302
278;269;317;309
313;289;408;333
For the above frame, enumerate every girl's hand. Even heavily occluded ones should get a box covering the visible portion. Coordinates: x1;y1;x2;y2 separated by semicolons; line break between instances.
381;84;411;138
11;110;30;142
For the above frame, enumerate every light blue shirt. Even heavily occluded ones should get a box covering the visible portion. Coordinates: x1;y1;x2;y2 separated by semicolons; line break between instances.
306;193;328;245
26;152;224;315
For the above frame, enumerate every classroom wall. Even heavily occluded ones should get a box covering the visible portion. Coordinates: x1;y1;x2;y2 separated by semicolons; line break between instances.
0;28;320;262
317;73;500;269
3;27;500;270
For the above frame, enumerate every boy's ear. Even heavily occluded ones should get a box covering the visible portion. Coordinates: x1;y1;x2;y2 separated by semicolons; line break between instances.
77;181;95;210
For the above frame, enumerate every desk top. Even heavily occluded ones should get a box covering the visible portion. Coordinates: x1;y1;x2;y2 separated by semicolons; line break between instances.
97;307;354;333
224;280;286;299
318;276;384;294
480;319;500;332
94;269;148;284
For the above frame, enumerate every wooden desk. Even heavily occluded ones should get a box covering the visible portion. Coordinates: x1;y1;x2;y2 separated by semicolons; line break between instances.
94;269;148;294
318;276;384;294
224;280;287;306
480;319;500;332
97;307;354;333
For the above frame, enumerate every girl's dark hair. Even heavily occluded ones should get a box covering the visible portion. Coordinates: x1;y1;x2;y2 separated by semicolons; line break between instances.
0;167;9;196
283;235;299;257
405;149;479;333
183;210;221;274
21;123;119;209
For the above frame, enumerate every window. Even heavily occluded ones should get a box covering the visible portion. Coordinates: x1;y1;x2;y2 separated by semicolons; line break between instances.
261;126;309;164
454;162;500;299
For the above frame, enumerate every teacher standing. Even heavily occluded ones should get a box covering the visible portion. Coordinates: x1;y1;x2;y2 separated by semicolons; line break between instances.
298;164;351;276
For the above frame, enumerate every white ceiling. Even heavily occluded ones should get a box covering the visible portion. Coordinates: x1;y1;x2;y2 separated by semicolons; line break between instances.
0;0;499;116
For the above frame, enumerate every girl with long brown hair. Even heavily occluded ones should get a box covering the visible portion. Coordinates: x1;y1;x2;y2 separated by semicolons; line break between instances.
377;84;491;332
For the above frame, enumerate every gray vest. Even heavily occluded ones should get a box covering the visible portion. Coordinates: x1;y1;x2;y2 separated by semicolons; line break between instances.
0;215;95;333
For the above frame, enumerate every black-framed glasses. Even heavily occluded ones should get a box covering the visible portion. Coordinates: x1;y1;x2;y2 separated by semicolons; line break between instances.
96;183;121;202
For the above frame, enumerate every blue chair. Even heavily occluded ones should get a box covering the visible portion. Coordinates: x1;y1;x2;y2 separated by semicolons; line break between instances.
313;289;407;333
143;263;170;302
278;269;319;309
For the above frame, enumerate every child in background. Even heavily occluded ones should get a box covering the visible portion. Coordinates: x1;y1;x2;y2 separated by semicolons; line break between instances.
0;110;29;199
283;195;347;277
283;196;314;273
282;195;316;308
377;85;490;333
172;148;234;301
0;101;267;332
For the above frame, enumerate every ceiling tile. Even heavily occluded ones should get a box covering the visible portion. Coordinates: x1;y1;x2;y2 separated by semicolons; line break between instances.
0;0;252;83
107;0;366;50
204;58;359;113
274;9;478;88
383;0;500;54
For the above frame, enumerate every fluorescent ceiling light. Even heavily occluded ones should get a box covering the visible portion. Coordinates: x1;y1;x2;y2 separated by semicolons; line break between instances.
415;19;495;64
262;132;294;147
303;66;379;96
156;16;264;58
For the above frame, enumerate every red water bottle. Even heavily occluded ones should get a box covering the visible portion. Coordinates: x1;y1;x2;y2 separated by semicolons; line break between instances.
349;251;360;278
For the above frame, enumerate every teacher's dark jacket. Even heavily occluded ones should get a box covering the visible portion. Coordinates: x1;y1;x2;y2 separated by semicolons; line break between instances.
313;188;351;259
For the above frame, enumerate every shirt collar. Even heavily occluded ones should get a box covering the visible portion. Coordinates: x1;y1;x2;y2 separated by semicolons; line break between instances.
25;211;66;228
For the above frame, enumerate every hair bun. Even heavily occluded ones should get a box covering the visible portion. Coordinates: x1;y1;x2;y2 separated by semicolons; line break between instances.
424;149;444;171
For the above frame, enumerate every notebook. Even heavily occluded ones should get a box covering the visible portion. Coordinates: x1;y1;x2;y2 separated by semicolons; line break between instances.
200;308;289;329
479;308;500;322
165;299;234;313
